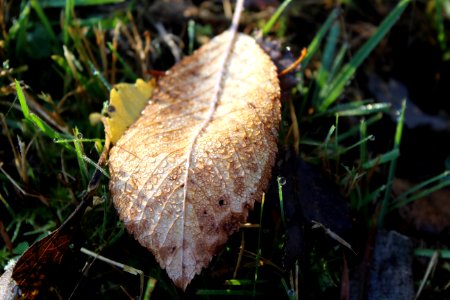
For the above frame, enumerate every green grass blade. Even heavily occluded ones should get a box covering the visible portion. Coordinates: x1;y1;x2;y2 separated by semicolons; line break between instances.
393;170;450;200
302;8;340;69
277;177;287;229
30;0;58;42
318;0;411;111
360;185;385;209
329;42;348;80
415;248;450;259
88;61;111;91
337;112;383;142
359;119;368;164
378;100;406;227
73;128;89;186
361;149;400;170
41;0;125;7
281;277;296;300
107;42;138;80
16;80;30;118
313;102;390;118
262;0;293;36
253;193;265;297
188;19;195;55
312;22;340;107
389;170;450;210
196;289;264;296
64;0;74;44
434;0;447;52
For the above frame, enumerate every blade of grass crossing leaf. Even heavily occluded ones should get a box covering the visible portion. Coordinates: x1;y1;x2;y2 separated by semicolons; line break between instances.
318;0;411;111
378;100;406;227
262;0;292;36
301;8;340;69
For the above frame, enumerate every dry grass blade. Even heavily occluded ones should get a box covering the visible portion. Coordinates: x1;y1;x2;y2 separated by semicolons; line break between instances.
108;29;280;290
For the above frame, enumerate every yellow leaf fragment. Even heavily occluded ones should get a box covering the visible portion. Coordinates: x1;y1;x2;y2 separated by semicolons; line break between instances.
103;79;155;144
109;31;281;290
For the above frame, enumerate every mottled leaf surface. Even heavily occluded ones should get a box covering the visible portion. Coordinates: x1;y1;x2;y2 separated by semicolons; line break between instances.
108;31;280;289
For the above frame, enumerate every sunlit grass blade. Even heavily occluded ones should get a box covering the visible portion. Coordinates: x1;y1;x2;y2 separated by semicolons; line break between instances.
311;22;340;107
15;80;72;143
262;0;292;36
301;8;340;69
318;0;411;111
378;100;406;227
313;102;390;118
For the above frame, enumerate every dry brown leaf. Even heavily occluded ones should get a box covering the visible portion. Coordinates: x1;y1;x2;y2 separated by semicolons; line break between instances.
108;30;280;290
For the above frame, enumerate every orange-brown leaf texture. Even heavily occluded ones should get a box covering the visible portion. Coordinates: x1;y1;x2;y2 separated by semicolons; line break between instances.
108;31;280;290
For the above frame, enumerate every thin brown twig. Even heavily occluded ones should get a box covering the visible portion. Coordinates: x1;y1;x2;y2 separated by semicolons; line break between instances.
279;48;308;77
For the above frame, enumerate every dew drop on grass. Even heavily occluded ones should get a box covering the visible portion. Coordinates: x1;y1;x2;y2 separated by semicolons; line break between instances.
278;176;286;186
77;133;83;139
